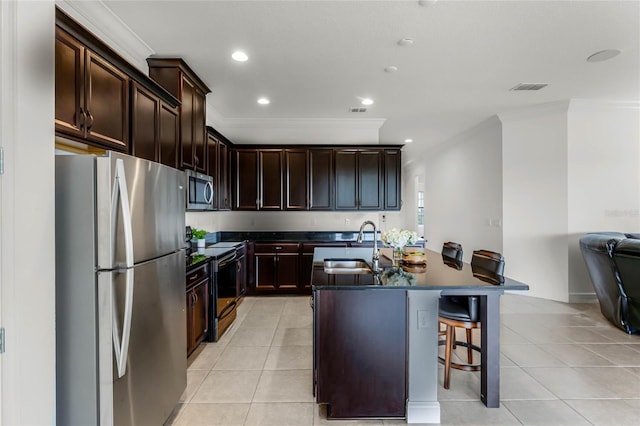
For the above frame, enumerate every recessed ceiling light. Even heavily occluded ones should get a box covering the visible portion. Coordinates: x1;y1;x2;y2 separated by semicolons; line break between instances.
586;49;621;63
397;37;414;47
384;66;398;73
232;51;248;62
361;98;374;106
257;97;270;105
404;139;413;143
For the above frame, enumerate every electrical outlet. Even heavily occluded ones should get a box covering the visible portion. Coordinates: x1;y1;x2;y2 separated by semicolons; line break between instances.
345;218;351;226
418;310;430;329
382;214;386;223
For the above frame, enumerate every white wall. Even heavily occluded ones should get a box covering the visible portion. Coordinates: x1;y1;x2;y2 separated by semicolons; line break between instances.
567;100;640;302
186;210;386;234
500;102;570;301
0;1;55;424
402;116;503;263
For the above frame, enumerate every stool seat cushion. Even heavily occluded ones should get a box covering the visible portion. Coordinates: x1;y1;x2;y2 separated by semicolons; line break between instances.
439;296;477;322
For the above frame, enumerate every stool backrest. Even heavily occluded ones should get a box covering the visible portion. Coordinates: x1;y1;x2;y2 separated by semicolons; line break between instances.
471;250;505;275
442;242;463;262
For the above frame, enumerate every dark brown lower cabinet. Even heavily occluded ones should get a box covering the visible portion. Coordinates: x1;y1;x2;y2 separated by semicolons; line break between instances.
186;265;209;356
314;289;407;419
252;243;300;293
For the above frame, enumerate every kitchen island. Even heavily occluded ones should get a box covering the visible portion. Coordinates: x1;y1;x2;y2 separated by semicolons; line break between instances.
311;247;528;424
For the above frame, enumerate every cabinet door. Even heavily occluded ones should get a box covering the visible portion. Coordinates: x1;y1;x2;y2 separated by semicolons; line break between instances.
85;51;129;151
260;150;283;210
276;255;299;288
206;133;219;209
285;149;308;210
309;149;333;210
358;150;383;210
384;149;402;210
186;289;194;354
218;143;230;210
255;254;276;289
180;77;195;169
334;150;358;210
193;89;207;173
158;102;179;168
130;83;159;162
234;150;259;210
192;281;209;349
55;28;85;137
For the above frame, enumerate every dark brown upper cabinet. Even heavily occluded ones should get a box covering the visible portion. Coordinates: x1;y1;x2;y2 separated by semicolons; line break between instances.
158;103;179;168
285;149;308;210
259;150;284;210
147;58;210;173
55;27;129;151
206;131;220;210
56;9;180;158
205;127;231;210
384;149;402;210
335;149;383;210
130;82;179;168
233;149;284;210
309;149;334;210
233;150;259;210
217;142;231;210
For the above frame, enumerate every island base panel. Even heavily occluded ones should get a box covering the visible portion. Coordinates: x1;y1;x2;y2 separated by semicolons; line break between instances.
315;289;407;419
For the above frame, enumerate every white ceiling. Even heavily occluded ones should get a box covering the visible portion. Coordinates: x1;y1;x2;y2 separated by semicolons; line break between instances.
102;0;640;149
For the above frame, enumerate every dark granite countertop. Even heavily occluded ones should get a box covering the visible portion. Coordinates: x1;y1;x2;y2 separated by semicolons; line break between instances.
311;247;529;291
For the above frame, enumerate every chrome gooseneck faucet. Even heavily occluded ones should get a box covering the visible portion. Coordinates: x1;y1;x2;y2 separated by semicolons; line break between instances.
357;220;380;272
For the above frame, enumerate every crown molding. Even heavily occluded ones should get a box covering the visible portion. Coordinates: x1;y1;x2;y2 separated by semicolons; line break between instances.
569;99;640;112
497;100;571;124
214;117;386;145
55;0;154;72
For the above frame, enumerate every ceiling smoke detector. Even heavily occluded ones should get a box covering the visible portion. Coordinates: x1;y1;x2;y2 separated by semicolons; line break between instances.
510;83;548;91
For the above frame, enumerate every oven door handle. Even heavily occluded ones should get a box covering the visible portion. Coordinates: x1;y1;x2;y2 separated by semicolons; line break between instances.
219;300;237;321
218;252;237;268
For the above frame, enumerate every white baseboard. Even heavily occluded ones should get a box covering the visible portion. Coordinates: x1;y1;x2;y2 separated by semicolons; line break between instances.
407;401;440;424
569;293;598;304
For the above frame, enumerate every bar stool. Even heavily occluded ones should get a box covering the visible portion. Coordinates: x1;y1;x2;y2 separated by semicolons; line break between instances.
439;248;504;389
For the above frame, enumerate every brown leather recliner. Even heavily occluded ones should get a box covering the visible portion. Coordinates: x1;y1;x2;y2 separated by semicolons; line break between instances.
579;232;640;334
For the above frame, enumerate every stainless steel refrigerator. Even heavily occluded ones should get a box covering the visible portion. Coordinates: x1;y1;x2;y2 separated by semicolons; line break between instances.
55;152;186;425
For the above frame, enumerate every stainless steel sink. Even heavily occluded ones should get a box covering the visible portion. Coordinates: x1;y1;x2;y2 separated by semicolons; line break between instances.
323;259;372;274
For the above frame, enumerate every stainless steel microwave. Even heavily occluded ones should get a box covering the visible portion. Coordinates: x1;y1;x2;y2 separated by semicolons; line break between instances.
185;169;214;211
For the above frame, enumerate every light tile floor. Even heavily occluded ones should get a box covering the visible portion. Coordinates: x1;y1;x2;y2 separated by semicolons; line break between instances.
166;294;640;425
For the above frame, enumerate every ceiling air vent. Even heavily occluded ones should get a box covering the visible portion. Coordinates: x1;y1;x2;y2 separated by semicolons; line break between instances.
510;83;548;91
350;107;368;113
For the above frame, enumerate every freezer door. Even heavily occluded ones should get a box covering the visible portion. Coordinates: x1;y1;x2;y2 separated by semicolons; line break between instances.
96;152;185;269
101;251;186;426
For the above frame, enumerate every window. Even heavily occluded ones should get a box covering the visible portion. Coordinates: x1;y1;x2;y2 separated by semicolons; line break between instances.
417;190;424;225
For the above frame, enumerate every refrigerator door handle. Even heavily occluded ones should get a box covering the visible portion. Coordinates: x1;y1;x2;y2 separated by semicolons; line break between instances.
111;158;134;268
110;158;135;378
112;268;135;378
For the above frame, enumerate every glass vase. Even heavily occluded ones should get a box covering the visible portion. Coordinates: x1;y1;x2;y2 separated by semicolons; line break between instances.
392;247;403;267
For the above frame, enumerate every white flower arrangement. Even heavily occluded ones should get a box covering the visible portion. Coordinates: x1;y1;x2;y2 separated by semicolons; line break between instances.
381;228;418;249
